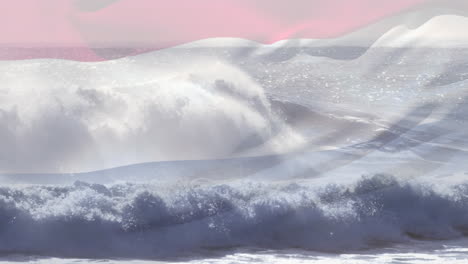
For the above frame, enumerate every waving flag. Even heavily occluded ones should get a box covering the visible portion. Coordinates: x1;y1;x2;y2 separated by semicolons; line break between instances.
2;0;468;261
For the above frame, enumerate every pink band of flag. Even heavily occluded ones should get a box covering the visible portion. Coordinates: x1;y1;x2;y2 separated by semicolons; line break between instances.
1;0;428;61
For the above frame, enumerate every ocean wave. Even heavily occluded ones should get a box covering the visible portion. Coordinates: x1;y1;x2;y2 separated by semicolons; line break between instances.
0;174;467;258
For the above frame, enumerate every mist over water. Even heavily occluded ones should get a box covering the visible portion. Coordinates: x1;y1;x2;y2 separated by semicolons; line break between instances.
0;57;304;173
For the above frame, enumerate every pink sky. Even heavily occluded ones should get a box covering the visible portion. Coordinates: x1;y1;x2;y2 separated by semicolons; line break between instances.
0;0;428;60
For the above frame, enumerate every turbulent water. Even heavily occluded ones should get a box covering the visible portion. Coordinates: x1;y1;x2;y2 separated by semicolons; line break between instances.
1;42;468;263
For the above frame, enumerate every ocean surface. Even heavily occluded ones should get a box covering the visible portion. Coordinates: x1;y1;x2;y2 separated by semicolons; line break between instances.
1;43;468;263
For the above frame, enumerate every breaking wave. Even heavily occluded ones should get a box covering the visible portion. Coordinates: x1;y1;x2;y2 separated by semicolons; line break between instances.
0;58;304;173
1;174;467;259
